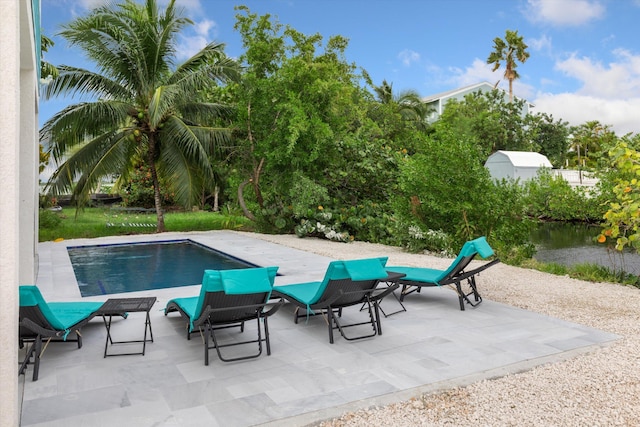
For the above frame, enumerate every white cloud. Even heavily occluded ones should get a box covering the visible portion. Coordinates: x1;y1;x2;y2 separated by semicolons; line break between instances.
77;0;108;10
449;58;536;100
176;19;217;60
555;49;640;98
533;92;640;135
526;0;605;26
528;34;552;53
533;49;640;134
163;0;204;17
194;19;216;37
398;49;420;67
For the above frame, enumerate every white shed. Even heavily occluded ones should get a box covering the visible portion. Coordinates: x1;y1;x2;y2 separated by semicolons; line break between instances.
484;150;553;182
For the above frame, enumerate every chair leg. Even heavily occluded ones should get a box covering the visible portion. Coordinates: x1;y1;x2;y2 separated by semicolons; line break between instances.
263;316;271;356
373;300;382;335
293;307;300;324
456;281;466;311
327;308;335;344
204;324;210;366
32;335;42;381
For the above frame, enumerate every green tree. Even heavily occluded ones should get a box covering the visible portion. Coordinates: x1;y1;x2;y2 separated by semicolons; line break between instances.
435;90;530;156
40;34;58;80
230;7;385;230
569;121;617;169
392;130;531;254
600;141;640;251
40;0;240;231
487;29;530;102
525;112;570;167
372;79;428;127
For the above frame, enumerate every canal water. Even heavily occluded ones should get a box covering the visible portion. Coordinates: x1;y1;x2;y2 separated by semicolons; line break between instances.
531;222;640;276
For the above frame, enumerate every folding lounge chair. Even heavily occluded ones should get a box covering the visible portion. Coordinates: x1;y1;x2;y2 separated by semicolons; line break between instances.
164;267;282;365
387;236;499;311
271;257;402;344
18;285;104;381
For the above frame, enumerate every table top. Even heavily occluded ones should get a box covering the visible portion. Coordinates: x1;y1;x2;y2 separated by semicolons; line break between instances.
97;297;157;314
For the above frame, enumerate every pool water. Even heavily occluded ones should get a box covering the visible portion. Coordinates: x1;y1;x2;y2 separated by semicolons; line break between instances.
68;240;258;296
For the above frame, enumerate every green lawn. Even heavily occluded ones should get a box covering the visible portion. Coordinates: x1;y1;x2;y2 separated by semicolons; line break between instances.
38;207;252;242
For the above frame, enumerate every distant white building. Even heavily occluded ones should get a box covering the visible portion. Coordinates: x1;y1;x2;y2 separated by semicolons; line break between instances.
422;81;533;123
485;150;599;188
485;150;553;182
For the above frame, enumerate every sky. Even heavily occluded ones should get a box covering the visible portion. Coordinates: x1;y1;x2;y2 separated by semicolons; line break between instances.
39;0;640;135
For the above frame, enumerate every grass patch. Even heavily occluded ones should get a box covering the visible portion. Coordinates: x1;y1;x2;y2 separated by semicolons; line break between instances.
521;258;640;288
38;207;252;242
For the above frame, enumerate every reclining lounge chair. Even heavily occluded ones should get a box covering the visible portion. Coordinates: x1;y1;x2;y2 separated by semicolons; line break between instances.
18;285;104;381
387;236;499;311
272;257;402;343
164;267;281;365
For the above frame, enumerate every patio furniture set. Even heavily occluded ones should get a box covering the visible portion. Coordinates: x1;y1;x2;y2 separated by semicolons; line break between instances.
18;236;498;381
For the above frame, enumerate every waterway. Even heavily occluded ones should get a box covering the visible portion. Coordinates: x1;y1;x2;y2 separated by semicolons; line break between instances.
531;222;640;276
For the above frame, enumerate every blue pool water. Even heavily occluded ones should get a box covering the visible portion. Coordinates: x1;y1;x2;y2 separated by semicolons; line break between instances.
68;240;258;296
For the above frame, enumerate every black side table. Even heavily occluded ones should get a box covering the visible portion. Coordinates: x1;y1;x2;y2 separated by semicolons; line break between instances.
97;297;156;357
376;271;408;317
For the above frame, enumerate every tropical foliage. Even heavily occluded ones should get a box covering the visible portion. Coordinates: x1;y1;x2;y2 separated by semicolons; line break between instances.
40;3;640;265
40;0;240;231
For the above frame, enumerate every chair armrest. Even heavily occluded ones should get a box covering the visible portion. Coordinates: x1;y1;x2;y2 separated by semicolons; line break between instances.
438;259;500;286
19;318;64;338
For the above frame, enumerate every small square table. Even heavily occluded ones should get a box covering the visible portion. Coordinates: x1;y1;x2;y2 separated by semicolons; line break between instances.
97;297;156;357
375;271;408;317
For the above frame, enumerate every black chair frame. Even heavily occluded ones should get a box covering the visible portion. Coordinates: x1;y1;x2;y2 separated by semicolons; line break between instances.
399;259;500;310
166;292;283;365
18;309;87;381
281;278;399;344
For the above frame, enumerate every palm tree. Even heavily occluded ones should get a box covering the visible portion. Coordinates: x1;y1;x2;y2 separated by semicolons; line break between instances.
40;34;59;80
487;29;529;102
40;0;240;232
374;79;428;125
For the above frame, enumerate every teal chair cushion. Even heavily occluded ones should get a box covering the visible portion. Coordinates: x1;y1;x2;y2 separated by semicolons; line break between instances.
166;266;278;332
220;268;274;295
272;281;323;306
387;236;495;284
19;286;103;334
379;266;443;284
274;257;389;306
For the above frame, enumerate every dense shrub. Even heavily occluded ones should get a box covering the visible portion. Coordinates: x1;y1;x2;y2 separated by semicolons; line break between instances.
120;165;175;208
391;132;531;258
523;169;604;222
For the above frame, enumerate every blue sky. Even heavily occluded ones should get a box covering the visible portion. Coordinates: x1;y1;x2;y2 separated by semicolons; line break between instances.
40;0;640;135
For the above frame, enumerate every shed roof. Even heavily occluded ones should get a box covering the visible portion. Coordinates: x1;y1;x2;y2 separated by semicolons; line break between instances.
487;151;553;168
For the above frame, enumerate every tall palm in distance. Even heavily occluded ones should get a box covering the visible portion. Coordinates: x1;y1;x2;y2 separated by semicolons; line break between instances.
487;29;530;102
40;0;240;232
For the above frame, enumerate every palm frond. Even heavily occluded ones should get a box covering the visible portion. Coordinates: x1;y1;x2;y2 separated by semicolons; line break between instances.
46;131;138;200
41;66;132;101
41;100;134;161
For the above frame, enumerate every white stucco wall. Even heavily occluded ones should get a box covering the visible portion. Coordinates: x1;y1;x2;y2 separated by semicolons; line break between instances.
0;0;38;424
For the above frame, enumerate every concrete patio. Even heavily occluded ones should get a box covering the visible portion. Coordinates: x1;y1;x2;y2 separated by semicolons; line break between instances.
20;231;619;426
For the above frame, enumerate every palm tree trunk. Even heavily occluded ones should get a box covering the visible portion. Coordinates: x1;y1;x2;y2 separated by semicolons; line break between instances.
148;136;166;232
508;77;513;102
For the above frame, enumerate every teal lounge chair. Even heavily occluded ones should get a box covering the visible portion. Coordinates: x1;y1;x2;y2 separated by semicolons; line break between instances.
19;286;104;381
164;267;282;365
271;258;402;343
387;236;499;310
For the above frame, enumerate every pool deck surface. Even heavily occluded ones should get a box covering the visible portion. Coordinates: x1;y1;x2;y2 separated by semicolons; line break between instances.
21;231;619;426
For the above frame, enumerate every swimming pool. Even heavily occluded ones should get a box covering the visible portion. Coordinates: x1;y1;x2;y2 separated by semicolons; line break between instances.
68;239;258;296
